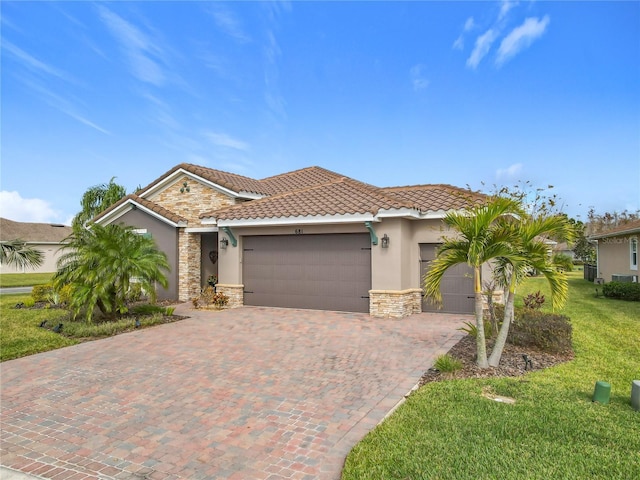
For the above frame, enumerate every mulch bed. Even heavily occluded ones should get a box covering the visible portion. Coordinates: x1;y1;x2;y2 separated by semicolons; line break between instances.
420;334;574;386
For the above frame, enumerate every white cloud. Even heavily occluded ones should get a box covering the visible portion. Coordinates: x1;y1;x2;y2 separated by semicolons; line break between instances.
496;16;550;66
466;29;498;69
410;64;430;91
496;163;523;180
209;3;251;43
453;17;475;50
0;191;63;223
19;77;110;135
464;17;475;31
204;132;250;151
498;1;518;21
97;6;166;86
2;40;71;82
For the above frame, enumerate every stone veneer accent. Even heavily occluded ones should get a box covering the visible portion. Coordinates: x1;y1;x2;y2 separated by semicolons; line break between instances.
216;284;244;309
154;175;236;224
178;230;201;301
152;176;238;302
369;289;423;319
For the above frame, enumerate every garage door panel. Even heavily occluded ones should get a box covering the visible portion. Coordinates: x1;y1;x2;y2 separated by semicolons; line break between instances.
243;234;371;313
420;243;474;314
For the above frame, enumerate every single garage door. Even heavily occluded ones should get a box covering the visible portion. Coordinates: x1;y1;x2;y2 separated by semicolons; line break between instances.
243;234;371;313
420;243;474;314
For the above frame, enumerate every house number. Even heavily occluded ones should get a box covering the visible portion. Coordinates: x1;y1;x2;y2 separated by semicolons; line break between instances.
294;228;303;235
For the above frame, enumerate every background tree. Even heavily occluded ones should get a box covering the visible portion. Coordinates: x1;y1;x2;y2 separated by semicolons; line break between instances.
54;224;169;322
423;197;523;368
0;239;44;269
72;177;127;230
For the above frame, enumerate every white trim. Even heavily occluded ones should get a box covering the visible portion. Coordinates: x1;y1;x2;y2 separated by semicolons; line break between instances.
377;207;423;218
132;228;148;234
185;227;219;233
216;213;378;228
631;236;638;271
95;199;186;228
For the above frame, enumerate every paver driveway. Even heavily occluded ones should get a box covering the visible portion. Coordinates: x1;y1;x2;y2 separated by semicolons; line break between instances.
1;305;467;479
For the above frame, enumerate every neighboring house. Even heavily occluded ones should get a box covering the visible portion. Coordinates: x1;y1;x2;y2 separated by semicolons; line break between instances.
552;241;576;261
589;219;640;283
94;163;490;318
0;218;72;274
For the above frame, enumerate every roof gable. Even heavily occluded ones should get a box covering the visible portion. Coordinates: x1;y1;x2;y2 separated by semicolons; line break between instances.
93;195;188;227
137;163;270;198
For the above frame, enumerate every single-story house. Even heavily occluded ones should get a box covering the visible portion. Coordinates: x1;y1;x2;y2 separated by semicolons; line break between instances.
94;163;490;318
0;218;72;274
589;219;640;283
551;241;576;261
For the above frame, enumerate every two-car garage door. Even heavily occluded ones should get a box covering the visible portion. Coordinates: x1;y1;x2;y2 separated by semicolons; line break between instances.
243;234;371;313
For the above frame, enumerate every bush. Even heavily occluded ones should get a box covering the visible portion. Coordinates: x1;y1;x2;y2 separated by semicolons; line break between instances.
23;297;35;308
31;284;53;302
602;281;640;301
130;304;166;315
523;290;545;310
192;286;229;309
507;307;572;353
434;354;463;373
458;320;494;339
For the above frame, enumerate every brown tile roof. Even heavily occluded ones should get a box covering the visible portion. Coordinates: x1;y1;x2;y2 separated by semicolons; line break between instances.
590;218;640;239
0;218;72;243
259;166;346;195
208;178;414;221
137;163;270;196
382;184;486;212
95;195;188;225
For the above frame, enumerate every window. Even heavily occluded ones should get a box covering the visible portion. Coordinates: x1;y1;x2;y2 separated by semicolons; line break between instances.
631;237;638;270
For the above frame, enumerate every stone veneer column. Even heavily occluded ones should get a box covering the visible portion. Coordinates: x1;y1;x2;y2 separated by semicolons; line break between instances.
215;284;244;309
369;289;423;318
178;230;201;302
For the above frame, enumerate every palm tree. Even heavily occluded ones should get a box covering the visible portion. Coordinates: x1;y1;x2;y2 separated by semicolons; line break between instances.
54;224;169;322
0;239;44;269
488;214;574;367
72;177;127;230
423;197;523;368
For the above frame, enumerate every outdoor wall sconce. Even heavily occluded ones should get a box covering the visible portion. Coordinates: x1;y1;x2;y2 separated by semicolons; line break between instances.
180;181;190;193
381;234;390;248
220;237;229;249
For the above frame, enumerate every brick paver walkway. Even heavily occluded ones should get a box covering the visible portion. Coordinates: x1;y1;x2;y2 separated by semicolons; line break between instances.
1;305;467;479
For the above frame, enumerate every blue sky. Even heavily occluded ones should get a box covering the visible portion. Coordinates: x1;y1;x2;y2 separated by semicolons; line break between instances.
1;1;638;225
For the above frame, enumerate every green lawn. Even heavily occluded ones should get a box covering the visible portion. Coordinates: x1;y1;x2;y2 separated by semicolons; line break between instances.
0;272;53;287
342;272;640;479
0;294;77;361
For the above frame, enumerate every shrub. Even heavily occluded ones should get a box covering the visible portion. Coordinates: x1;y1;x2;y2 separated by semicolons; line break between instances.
165;306;175;316
523;290;545;310
458;320;494;339
31;284;53;302
127;282;143;303
434;354;463;373
192;286;229;309
130;304;166;315
23;297;35;308
602;281;640;301
507;307;572;353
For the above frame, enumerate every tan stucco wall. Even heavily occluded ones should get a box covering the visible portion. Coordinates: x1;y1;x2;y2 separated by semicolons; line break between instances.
0;243;65;274
597;235;639;282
